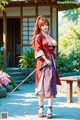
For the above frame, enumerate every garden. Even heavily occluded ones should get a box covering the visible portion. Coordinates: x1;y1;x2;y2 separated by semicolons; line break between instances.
0;7;80;98
0;52;18;98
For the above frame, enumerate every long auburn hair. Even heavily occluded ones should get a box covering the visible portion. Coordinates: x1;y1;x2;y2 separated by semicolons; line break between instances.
32;16;49;47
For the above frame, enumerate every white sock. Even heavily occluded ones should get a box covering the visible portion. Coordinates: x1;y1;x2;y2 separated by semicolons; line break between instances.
38;101;43;113
38;107;43;113
47;97;53;114
38;101;43;107
47;108;52;114
48;97;53;107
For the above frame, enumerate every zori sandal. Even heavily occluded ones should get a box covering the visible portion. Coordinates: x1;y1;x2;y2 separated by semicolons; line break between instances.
38;105;44;118
46;107;52;119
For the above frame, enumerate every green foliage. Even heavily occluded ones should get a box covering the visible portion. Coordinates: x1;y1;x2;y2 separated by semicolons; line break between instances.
63;8;80;24
58;19;80;73
58;53;68;73
0;0;8;11
9;77;18;88
18;48;36;68
59;19;80;53
58;50;80;73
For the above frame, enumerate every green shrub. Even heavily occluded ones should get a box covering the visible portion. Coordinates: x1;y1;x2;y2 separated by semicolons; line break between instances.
18;48;36;68
58;49;80;73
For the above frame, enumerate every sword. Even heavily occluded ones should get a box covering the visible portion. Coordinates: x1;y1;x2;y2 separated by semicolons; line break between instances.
11;52;60;93
11;64;47;93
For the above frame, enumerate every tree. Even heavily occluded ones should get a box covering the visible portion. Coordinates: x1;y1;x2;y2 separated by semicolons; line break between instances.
62;8;80;23
0;0;8;11
59;19;80;53
58;19;80;73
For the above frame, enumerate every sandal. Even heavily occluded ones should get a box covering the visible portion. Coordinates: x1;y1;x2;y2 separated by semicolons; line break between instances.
38;105;44;118
46;107;52;119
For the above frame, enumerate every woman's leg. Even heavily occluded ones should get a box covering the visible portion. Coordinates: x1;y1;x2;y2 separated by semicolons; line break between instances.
38;94;44;117
48;96;53;107
47;96;53;119
38;94;44;106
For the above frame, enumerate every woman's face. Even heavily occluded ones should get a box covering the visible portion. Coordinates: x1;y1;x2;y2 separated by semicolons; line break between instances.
40;22;49;33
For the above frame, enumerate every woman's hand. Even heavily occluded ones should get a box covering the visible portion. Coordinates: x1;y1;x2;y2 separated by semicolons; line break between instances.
42;55;52;66
45;59;52;66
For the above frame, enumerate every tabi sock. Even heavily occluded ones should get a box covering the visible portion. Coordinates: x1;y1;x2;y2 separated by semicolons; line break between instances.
38;101;43;113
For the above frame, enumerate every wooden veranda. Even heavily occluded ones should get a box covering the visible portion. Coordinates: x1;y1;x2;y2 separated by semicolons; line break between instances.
0;0;80;67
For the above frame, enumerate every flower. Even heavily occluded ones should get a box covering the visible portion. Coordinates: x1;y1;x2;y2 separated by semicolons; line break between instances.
0;71;11;88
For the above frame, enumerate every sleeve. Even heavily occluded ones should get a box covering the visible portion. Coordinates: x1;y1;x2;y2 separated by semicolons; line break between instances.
34;34;44;59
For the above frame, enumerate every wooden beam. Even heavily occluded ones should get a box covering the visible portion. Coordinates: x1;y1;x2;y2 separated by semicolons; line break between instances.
3;11;7;68
6;1;80;11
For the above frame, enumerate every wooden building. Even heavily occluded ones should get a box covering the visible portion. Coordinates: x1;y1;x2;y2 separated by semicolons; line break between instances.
0;0;80;67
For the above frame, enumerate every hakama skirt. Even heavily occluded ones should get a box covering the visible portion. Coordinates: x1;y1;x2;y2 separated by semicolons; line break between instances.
35;54;57;98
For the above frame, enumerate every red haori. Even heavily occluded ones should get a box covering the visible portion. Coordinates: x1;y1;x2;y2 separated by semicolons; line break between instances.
34;32;61;88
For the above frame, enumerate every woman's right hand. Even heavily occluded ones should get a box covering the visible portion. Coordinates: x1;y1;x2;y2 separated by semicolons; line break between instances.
45;59;52;66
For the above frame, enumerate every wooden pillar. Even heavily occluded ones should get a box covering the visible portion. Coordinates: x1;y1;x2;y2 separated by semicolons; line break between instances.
20;6;23;53
52;6;58;55
3;11;7;68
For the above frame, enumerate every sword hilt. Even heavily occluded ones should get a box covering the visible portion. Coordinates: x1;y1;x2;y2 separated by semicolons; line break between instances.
39;64;48;70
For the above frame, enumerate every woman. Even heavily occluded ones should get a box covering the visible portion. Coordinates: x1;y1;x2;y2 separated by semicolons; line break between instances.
32;16;61;119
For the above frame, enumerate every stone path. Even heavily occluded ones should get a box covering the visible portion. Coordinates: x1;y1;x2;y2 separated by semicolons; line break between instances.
0;83;80;120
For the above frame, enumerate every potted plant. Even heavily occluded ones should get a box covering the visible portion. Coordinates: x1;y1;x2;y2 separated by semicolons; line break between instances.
18;48;36;82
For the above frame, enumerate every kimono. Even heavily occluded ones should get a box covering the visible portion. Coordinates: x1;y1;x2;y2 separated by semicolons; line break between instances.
34;32;61;97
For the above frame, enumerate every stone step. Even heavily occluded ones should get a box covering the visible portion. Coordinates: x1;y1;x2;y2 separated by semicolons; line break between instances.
15;79;24;84
6;67;35;84
15;78;33;84
10;71;25;76
6;67;22;72
6;67;27;84
12;76;26;80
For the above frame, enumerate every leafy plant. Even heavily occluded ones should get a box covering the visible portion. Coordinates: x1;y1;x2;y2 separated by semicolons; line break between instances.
63;8;80;24
0;0;8;11
58;49;80;73
58;18;80;73
18;48;36;68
